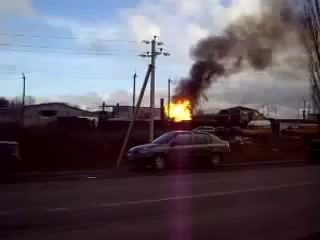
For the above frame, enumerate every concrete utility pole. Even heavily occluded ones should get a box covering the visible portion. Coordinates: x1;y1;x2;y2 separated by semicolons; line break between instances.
100;101;107;119
140;36;170;142
168;78;172;120
150;37;156;142
132;72;137;118
303;98;307;120
117;64;153;168
21;73;26;127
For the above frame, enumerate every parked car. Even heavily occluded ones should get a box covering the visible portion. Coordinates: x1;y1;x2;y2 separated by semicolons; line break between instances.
215;127;230;134
127;131;230;171
193;126;216;134
282;124;319;137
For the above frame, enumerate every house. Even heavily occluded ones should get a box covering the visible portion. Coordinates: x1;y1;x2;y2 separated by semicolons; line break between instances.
24;103;94;126
216;106;265;125
0;108;20;124
111;105;162;120
0;103;93;126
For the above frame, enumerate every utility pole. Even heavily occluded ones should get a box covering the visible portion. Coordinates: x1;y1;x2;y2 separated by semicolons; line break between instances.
261;105;265;116
303;98;307;120
168;78;171;120
267;105;270;118
117;65;153;168
132;72;137;118
100;101;107;119
21;73;26;127
150;37;156;142
140;36;170;142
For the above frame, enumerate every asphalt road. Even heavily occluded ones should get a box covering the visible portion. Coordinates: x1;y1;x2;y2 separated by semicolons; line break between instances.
1;166;320;240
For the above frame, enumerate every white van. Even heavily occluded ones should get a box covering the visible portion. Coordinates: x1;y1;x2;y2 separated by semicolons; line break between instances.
243;120;272;136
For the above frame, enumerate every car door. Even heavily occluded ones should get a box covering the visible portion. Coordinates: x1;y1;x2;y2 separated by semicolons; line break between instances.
168;133;192;168
191;133;211;163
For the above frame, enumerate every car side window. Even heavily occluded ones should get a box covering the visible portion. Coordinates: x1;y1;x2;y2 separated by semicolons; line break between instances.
210;135;222;144
192;134;210;145
172;134;191;146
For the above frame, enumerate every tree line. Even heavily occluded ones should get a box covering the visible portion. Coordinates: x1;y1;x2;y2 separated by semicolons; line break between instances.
0;96;36;109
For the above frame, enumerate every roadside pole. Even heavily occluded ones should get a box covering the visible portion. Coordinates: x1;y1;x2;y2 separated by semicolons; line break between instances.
140;36;170;142
117;65;153;168
168;78;171;120
132;72;137;119
21;73;26;127
150;37;156;142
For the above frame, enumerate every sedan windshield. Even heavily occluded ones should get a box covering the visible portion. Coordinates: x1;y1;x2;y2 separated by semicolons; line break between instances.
153;132;177;144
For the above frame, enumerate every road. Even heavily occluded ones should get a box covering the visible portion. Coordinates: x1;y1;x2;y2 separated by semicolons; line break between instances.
1;165;320;240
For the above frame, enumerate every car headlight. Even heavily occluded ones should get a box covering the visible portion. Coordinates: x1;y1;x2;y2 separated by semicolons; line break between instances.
139;147;149;154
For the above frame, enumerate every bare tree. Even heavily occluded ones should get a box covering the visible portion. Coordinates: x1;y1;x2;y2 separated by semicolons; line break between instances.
10;96;36;107
304;0;320;114
0;97;9;108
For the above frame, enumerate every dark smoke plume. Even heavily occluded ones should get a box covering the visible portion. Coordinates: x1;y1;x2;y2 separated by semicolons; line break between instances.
174;0;303;108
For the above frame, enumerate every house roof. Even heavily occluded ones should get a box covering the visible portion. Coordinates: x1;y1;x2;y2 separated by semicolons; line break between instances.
219;106;261;113
25;103;92;114
114;105;161;110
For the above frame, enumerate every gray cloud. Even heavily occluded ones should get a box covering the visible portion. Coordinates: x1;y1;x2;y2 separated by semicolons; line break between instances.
0;0;35;16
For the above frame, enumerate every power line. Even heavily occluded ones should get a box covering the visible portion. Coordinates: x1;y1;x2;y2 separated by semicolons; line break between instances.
0;42;137;52
0;42;116;53
0;32;138;43
140;36;170;142
0;47;114;56
0;71;135;81
0;42;138;56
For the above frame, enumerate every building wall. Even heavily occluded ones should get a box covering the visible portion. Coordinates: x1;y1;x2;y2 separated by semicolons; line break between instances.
216;107;265;126
0;110;19;124
113;106;161;120
24;104;90;126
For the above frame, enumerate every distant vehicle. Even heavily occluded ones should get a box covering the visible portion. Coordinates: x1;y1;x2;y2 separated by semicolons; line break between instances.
282;124;319;136
242;120;272;136
193;126;216;134
127;131;230;171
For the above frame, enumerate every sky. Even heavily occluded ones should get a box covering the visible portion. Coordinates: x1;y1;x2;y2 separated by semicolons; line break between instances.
0;0;310;117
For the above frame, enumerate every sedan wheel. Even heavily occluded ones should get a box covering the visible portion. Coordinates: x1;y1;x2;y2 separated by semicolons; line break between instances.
153;156;166;171
210;154;222;167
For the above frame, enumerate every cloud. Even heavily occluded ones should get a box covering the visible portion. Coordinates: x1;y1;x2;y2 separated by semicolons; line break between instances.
122;0;309;118
200;69;309;118
0;0;35;16
22;0;310;118
45;17;123;53
128;15;161;42
0;0;35;41
123;0;262;58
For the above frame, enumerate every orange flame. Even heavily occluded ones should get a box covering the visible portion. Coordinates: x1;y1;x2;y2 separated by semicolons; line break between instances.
165;99;192;122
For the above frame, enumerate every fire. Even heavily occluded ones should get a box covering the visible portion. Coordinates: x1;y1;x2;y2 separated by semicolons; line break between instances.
165;99;192;122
